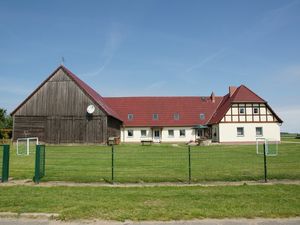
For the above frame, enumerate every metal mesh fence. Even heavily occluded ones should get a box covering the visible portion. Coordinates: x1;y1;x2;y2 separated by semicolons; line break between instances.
33;145;45;183
0;144;9;182
0;146;2;181
45;146;112;182
9;143;300;183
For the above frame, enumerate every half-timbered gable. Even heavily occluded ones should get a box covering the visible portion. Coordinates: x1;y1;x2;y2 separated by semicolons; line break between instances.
222;103;279;123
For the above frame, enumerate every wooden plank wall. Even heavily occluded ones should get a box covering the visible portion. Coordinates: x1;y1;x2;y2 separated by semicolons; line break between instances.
12;69;121;144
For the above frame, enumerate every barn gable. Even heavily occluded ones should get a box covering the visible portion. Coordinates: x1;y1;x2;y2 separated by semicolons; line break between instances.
11;66;122;144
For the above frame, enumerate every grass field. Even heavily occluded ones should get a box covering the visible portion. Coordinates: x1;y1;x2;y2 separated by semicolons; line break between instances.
281;133;300;142
8;143;300;183
0;184;299;220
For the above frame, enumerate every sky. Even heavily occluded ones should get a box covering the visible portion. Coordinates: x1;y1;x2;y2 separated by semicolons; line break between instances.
0;0;300;133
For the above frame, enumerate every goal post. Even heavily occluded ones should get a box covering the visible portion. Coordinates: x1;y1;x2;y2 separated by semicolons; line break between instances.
16;137;39;156
256;138;278;156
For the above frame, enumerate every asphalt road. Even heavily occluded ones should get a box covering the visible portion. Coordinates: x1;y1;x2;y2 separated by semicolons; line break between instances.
0;218;300;225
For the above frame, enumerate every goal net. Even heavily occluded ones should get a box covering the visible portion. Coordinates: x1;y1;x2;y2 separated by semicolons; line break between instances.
17;137;39;156
256;138;278;156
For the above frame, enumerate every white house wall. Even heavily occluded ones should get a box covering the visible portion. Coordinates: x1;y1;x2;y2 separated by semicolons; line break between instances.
218;123;281;143
121;127;197;142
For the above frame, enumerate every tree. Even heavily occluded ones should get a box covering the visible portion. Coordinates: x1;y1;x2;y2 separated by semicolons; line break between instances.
0;108;13;139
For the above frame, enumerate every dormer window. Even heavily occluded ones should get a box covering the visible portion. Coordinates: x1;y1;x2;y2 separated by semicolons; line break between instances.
173;113;180;120
153;113;159;120
199;113;205;120
128;113;134;120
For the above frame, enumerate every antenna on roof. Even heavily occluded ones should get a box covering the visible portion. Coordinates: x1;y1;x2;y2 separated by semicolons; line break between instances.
61;57;65;66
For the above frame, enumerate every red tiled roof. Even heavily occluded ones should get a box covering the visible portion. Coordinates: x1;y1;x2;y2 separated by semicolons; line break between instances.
104;96;223;127
231;85;265;103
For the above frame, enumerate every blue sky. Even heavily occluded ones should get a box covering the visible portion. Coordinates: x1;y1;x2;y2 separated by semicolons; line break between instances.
0;0;299;132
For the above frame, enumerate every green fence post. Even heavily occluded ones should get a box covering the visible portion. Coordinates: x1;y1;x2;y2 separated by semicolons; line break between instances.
263;143;267;183
34;145;41;184
2;144;10;182
112;145;115;184
188;145;191;184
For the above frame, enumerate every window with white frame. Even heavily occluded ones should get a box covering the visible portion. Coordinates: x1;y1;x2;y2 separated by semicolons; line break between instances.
128;113;134;120
168;129;174;137
173;113;180;120
152;113;159;120
127;130;134;137
199;113;205;120
256;127;263;136
253;107;259;114
141;130;147;137
237;127;244;136
179;129;186;137
239;107;245;114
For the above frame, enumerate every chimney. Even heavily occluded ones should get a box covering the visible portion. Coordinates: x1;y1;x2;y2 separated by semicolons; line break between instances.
229;86;237;97
210;92;215;103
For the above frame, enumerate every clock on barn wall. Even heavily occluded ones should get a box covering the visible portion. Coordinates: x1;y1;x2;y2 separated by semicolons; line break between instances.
87;104;95;114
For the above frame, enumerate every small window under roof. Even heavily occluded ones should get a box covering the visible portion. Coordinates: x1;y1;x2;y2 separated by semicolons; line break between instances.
153;113;159;120
173;113;180;120
200;113;205;120
128;113;134;120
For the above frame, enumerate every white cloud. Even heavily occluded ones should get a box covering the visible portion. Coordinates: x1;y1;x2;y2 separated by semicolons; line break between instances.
81;23;125;77
185;48;226;73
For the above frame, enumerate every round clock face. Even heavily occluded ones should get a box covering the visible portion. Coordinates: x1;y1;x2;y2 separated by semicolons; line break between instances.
87;104;95;114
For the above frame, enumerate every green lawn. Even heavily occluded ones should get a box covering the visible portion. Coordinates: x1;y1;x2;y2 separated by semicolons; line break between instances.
8;143;300;183
0;185;299;220
281;137;300;142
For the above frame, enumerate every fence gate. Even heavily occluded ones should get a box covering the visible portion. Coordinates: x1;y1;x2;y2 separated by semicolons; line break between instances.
1;144;10;182
33;144;46;184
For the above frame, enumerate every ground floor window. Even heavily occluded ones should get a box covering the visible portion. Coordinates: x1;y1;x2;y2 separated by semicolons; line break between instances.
256;127;263;136
237;127;244;136
179;129;186;137
141;130;147;137
168;129;174;137
127;130;134;137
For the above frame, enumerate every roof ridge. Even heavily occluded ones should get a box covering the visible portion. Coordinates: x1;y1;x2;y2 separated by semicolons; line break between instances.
104;96;224;98
231;85;266;103
60;66;122;121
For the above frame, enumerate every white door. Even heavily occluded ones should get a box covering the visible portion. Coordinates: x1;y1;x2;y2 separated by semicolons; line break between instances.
154;129;160;142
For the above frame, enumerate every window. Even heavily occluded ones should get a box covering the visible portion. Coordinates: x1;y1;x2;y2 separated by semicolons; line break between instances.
253;107;259;114
141;130;147;137
173;113;180;120
256;127;263;136
127;130;134;137
239;108;245;114
199;113;205;120
168;129;174;137
152;113;159;120
237;127;244;136
128;114;134;120
179;129;186;137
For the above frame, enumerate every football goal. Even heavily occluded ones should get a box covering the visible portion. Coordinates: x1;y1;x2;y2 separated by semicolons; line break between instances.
256;138;278;156
17;137;39;156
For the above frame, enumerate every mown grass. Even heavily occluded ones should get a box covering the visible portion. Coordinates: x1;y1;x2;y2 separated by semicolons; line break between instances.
0;184;299;220
281;137;300;142
8;143;300;183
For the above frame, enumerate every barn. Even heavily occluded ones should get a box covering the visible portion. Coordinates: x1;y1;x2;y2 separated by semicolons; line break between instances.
11;65;122;144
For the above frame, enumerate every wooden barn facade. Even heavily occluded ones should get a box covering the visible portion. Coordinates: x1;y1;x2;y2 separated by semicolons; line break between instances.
11;66;122;144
